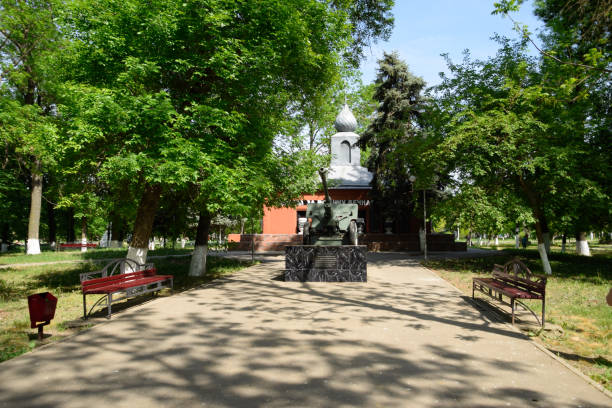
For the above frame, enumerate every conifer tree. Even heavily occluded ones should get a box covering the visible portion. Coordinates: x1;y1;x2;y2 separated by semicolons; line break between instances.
360;52;426;232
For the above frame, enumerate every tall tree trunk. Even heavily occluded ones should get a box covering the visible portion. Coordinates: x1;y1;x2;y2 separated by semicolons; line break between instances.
27;162;43;255
80;217;88;252
534;218;552;275
1;223;9;252
126;184;162;264
575;231;591;256
66;207;76;243
110;211;123;248
46;200;56;250
189;210;211;277
515;225;520;249
561;233;567;253
518;177;551;274
540;217;551;254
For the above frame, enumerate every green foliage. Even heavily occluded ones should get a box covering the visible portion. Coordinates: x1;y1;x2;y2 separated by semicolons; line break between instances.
428;31;610;246
332;0;395;66
59;0;367;222
0;0;61;169
431;184;533;237
1;0;396;245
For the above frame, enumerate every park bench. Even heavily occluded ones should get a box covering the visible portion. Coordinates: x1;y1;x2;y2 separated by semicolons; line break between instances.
60;243;98;250
472;258;547;327
80;259;173;319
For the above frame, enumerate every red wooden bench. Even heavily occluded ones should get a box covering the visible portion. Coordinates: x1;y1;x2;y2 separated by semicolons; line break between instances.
60;243;98;250
80;259;173;319
472;258;547;327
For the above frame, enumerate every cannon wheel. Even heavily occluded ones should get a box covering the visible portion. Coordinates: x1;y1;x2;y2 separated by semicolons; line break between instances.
303;222;310;245
348;220;358;245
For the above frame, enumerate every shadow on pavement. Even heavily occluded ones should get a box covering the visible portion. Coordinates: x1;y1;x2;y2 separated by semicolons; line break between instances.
0;257;607;408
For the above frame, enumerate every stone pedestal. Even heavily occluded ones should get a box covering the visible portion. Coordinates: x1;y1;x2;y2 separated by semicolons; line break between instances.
284;245;367;282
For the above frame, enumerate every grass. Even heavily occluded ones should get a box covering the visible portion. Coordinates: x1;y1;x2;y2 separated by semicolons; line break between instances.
424;249;612;391
0;247;195;265
469;238;612;255
0;255;253;363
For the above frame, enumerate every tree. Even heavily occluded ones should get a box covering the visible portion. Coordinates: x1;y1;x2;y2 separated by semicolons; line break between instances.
62;0;396;268
535;0;611;255
359;51;428;232
0;0;61;254
494;0;612;255
0;132;29;251
493;0;611;74
431;182;534;247
429;39;559;273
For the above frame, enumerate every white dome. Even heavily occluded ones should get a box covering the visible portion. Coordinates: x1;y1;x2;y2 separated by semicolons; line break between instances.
334;104;357;132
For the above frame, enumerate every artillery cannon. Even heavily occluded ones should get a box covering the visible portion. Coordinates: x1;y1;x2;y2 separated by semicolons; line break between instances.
303;168;361;246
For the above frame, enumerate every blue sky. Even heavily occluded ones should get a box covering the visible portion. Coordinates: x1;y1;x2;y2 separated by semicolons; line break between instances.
359;0;544;86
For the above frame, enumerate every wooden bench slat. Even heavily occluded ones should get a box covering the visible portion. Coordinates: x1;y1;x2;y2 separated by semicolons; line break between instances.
473;278;542;299
83;276;171;294
489;276;544;296
493;271;546;290
81;269;157;287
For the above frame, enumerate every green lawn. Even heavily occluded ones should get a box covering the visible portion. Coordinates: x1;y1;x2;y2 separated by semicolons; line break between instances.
0;255;252;362
0;247;195;265
425;250;612;391
469;238;612;255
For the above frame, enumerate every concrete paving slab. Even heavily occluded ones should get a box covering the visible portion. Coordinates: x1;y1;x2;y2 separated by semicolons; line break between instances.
0;253;609;407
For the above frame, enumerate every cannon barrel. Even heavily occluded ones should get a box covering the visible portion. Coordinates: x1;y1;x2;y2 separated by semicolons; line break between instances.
318;168;332;204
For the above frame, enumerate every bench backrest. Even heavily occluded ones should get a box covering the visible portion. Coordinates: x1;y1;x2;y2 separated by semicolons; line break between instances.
81;268;158;291
80;259;155;282
492;258;546;295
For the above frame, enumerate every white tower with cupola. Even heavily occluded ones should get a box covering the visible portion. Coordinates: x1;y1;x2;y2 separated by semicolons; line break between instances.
328;104;372;188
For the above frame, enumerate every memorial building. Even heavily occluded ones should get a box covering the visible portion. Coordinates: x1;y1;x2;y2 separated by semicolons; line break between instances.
262;104;373;235
229;105;465;252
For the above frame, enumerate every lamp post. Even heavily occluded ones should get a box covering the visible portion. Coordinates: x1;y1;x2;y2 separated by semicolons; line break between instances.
409;175;427;261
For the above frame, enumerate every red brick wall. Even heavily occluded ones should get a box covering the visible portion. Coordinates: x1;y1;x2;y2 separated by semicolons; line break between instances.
262;188;371;234
262;207;298;234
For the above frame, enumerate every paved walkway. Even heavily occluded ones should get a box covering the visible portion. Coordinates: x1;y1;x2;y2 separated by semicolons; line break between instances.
0;253;609;407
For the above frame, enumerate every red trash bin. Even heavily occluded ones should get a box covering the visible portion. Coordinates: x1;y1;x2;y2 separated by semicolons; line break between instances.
27;292;57;339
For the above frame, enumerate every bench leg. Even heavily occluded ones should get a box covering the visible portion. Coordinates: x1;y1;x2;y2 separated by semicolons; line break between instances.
472;283;475;299
542;298;546;328
107;294;112;319
511;298;515;325
83;293;87;320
